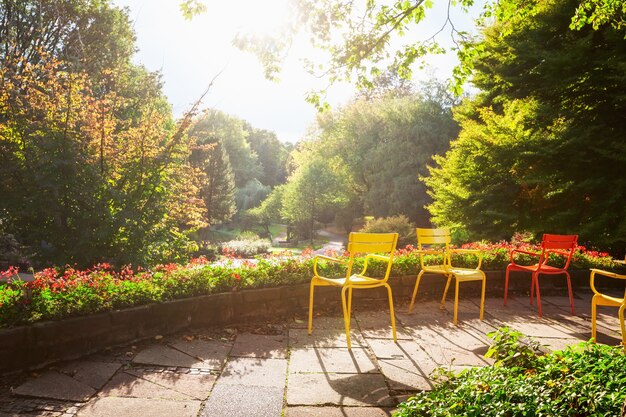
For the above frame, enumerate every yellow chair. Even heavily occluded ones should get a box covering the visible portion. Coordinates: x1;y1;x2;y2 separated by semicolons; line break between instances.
308;232;399;348
590;268;626;350
408;228;486;324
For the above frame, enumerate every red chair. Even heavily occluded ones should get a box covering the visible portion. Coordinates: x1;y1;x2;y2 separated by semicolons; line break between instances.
504;234;578;316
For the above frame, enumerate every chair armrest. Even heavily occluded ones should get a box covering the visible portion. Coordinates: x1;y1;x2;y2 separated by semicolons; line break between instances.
415;250;442;255
511;249;541;257
509;249;540;266
365;254;390;262
450;249;481;254
313;255;347;277
451;249;483;269
546;249;571;257
590;269;626;296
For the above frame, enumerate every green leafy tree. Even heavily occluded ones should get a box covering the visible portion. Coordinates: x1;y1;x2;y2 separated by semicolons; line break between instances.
311;89;458;226
426;0;626;248
245;185;286;237
190;110;262;188
245;126;290;187
281;158;351;240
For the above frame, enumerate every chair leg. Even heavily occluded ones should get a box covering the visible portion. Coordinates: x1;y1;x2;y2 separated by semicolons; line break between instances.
504;266;511;306
341;286;352;349
530;272;535;305
441;274;453;310
479;274;486;321
565;271;575;315
347;287;353;319
385;283;397;342
308;281;316;335
617;304;626;351
591;294;598;342
534;273;543;316
409;270;425;313
453;279;460;325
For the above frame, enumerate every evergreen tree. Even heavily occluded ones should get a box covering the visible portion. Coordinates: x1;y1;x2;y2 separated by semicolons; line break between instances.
190;140;236;226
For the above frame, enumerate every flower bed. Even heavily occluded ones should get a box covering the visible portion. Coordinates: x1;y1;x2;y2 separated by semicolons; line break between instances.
0;241;621;328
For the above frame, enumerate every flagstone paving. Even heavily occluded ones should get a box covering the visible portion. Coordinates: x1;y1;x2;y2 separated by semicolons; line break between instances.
1;291;624;416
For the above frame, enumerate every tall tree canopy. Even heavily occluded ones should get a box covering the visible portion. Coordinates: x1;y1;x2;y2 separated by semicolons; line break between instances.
425;0;626;249
310;87;458;226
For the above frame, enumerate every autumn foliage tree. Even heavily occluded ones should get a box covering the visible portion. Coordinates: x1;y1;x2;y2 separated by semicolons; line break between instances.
0;0;205;266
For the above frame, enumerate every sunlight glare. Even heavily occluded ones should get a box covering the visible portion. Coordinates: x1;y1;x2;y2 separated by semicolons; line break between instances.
233;0;291;36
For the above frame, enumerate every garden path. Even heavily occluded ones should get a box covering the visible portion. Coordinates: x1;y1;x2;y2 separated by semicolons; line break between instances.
0;292;623;417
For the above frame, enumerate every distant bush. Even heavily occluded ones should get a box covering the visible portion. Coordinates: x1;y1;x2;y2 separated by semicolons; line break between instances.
220;236;271;258
360;215;416;248
395;328;626;417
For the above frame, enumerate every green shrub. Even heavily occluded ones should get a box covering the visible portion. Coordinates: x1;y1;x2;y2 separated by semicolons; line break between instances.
360;215;416;248
395;329;626;417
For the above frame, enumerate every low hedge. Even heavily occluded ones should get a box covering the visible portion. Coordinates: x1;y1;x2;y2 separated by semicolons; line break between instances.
0;241;621;328
395;328;626;417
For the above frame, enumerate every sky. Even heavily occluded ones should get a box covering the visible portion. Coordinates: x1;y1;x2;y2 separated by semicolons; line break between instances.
113;0;484;143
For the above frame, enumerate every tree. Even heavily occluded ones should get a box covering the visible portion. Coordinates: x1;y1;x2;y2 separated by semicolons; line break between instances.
425;0;626;249
0;1;206;266
281;158;351;240
309;87;458;226
245;126;290;187
245;185;286;237
190;110;262;188
189;140;236;226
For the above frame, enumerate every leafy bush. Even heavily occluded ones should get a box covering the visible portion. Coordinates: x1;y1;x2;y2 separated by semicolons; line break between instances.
360;215;416;248
395;328;626;417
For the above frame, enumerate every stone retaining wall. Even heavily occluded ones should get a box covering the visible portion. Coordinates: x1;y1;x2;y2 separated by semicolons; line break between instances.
0;270;590;373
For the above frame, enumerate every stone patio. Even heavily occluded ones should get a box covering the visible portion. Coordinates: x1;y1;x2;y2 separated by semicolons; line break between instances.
0;291;623;417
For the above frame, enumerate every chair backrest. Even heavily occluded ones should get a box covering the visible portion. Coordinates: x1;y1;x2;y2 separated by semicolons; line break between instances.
416;228;451;269
416;228;451;245
540;234;578;269
347;232;398;255
346;232;398;280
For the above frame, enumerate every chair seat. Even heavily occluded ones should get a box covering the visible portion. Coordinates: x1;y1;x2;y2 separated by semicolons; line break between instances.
508;263;567;274
313;274;384;287
449;268;486;281
421;265;484;281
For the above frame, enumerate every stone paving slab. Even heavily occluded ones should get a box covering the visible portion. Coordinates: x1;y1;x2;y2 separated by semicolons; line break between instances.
218;358;288;387
289;329;367;348
229;333;287;359
201;384;283;417
132;345;207;369
286;406;394;416
365;339;434;364
287;373;395;407
59;361;121;390
12;372;96;402
169;339;232;370
125;369;215;400
360;326;413;340
99;372;194;400
77;396;201;417
377;359;435;391
298;316;357;331
289;348;378;374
